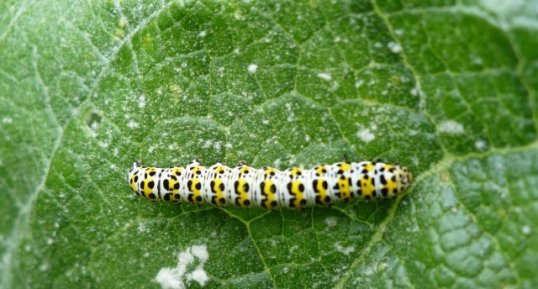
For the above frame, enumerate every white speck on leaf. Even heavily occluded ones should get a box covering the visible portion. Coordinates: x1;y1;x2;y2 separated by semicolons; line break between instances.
334;242;355;255
247;64;258;74
198;30;207;38
356;128;375;143
354;79;364;88
475;139;488;151
317;72;332;81
2;117;13;124
439;120;464;134
325;217;337;228
522;225;531;235
155;244;210;289
388;42;402;53
127;120;139;129
138;95;146;108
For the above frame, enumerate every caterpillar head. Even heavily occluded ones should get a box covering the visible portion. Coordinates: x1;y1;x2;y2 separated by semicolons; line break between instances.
395;165;413;194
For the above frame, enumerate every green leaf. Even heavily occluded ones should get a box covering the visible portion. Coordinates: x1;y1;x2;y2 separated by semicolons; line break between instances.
1;0;537;288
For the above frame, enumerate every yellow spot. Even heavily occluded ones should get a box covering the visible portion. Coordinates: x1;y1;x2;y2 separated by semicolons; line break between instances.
361;177;375;198
315;165;327;175
289;167;303;178
364;162;375;172
172;167;184;176
386;179;398;193
262;180;277;208
339;162;352;172
337;177;351;201
236;178;250;207
212;179;226;206
290;180;306;208
239;166;252;175
315;179;330;205
264;167;277;177
189;178;202;204
143;178;154;197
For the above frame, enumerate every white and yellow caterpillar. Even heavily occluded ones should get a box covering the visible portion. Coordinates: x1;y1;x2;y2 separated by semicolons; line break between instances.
128;160;413;209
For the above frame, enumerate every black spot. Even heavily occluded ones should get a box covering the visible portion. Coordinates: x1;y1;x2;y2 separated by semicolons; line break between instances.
270;184;276;193
218;198;226;205
134;176;138;182
210;181;215;192
315;196;322;204
148;193;156;199
219;182;225;191
313;180;319;191
370;178;375;185
174;183;180;190
380;175;387;185
324;196;331;203
364;175;369;180
164;193;171;201
234;180;239;191
195;182;202;190
365;195;371;200
362;169;368;174
322;180;328;189
333;184;339;190
389;168;395;173
357;189;362;195
300;199;307;206
149;171;156;176
243;199;250;206
322;168;327;173
175;171;182;176
187;180;192;189
337;169;344;174
259;182;265;193
298;183;304;192
196;196;202;202
219;169;224;174
392;176;397;182
348;178;352;185
381;188;388;196
174;193;180;200
148;181;155;189
242;182;249;192
380;167;385;172
139;182;144;189
287;182;292;192
270;200;278;207
163;179;169;190
270;171;275;176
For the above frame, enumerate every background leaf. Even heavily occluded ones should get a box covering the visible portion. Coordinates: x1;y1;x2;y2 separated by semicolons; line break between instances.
1;0;537;288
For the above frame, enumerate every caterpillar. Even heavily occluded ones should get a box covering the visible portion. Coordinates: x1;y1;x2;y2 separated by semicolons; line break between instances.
127;160;413;209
